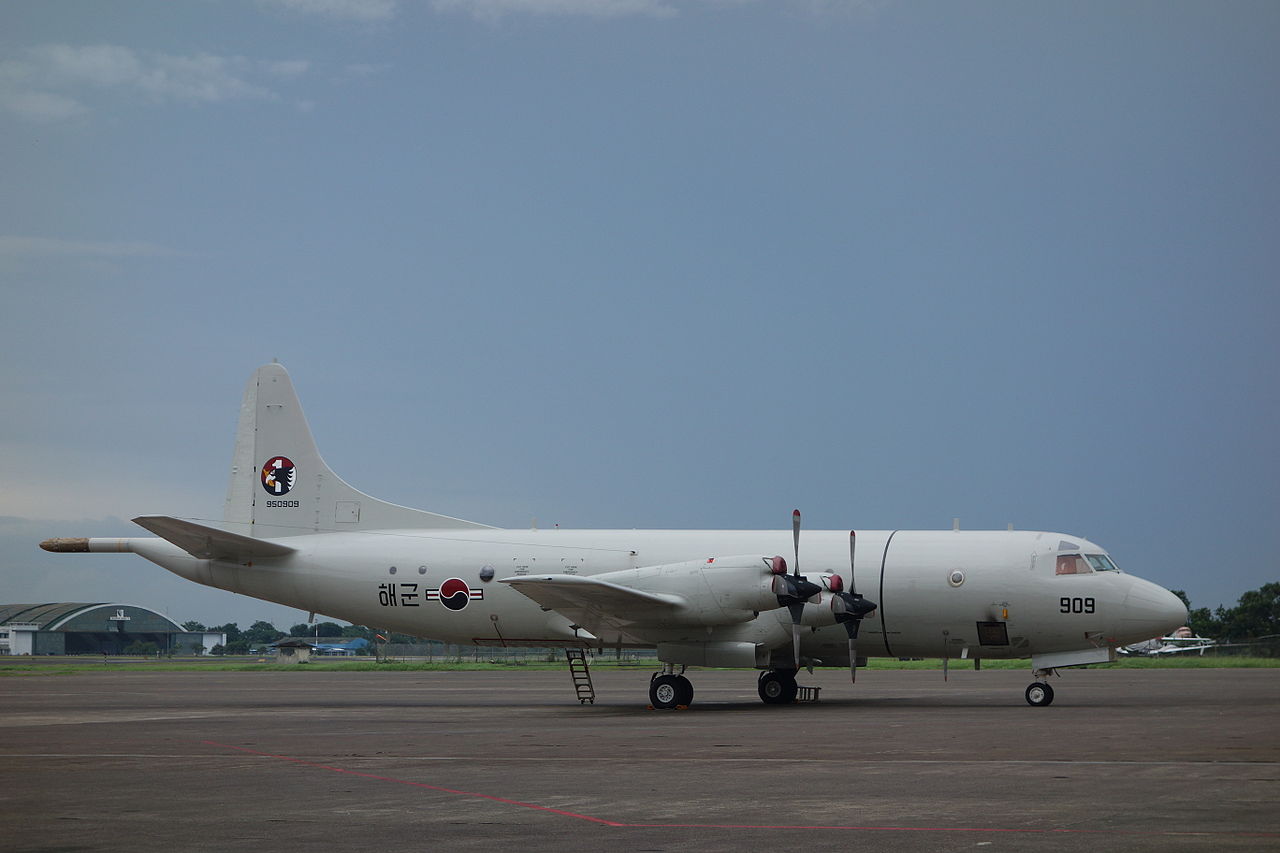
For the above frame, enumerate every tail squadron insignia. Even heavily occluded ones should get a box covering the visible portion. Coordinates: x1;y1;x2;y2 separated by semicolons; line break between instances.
260;456;297;496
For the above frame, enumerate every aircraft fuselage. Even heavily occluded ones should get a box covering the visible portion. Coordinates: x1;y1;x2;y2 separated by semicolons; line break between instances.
121;526;1176;666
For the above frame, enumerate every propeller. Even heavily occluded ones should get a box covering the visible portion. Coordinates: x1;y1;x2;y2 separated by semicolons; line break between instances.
829;530;878;682
770;509;821;670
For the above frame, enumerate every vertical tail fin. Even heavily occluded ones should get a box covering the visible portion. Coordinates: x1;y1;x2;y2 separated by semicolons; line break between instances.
223;363;492;537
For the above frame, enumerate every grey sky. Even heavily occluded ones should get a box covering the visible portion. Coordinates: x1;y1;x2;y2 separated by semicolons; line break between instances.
1;0;1277;628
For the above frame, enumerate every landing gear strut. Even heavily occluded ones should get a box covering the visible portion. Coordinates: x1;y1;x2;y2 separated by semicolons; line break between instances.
758;669;799;704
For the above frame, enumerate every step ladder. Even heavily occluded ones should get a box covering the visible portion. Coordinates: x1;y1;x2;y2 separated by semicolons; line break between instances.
796;685;821;703
565;648;595;704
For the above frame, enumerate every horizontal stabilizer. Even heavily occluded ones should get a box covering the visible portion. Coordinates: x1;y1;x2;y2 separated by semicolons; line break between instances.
132;515;296;562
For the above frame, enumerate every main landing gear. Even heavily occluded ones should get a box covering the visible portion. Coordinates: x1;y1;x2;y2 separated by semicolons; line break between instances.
757;669;799;704
649;666;694;710
1025;669;1056;706
648;668;811;709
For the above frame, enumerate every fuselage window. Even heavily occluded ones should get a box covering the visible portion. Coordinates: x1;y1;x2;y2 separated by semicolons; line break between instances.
1055;554;1091;575
1085;554;1120;572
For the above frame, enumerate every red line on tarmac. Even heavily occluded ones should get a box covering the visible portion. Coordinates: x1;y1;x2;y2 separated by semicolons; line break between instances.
201;741;1279;838
201;741;622;826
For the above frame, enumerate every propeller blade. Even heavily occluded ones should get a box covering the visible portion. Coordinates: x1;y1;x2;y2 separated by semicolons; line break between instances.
788;602;804;669
784;513;814;670
792;509;801;576
849;530;857;595
846;609;862;682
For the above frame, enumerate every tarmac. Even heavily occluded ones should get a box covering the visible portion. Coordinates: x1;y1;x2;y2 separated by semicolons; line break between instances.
1;666;1277;852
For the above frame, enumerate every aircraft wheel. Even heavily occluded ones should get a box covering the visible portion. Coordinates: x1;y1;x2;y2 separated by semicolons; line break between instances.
650;674;685;710
1025;682;1055;707
674;675;694;707
758;670;799;705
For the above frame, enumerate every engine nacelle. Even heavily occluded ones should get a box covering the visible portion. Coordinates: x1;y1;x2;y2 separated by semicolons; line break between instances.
700;558;794;622
588;555;786;626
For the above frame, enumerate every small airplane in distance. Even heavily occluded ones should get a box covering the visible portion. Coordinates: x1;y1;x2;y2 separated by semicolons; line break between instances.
42;364;1187;708
306;639;370;656
1120;626;1220;656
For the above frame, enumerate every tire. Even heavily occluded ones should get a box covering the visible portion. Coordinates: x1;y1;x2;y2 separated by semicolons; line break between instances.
650;674;684;710
758;670;799;705
674;675;694;707
1025;682;1055;707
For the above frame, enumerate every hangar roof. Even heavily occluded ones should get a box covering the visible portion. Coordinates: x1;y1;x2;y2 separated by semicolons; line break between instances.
0;603;107;628
0;603;184;632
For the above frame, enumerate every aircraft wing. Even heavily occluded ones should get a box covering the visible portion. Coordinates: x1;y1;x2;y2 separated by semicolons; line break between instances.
132;515;296;562
500;575;685;639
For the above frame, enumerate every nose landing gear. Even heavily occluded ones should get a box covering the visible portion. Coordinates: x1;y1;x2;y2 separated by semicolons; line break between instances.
1025;681;1055;706
1026;668;1057;706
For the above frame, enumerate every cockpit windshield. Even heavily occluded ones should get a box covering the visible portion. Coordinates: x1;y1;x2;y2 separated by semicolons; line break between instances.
1056;553;1122;575
1084;554;1120;572
1056;554;1089;574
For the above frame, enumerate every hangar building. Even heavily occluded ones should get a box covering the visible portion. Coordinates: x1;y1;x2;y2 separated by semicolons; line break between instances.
0;603;224;655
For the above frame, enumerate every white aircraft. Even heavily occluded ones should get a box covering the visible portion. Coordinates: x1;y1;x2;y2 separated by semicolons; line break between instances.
1120;627;1219;656
42;364;1187;708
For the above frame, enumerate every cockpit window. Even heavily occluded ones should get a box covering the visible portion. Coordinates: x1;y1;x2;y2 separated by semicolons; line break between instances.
1056;554;1091;575
1085;554;1120;572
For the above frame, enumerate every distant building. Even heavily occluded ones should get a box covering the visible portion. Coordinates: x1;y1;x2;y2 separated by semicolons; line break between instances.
270;638;315;664
0;603;224;655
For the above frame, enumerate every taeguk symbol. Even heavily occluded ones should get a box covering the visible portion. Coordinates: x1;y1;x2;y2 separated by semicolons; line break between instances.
260;456;297;496
427;577;484;611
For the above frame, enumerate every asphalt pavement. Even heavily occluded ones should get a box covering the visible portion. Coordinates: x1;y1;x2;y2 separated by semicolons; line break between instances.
1;666;1277;852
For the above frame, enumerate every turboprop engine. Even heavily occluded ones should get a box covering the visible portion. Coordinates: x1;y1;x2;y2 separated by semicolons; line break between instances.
589;555;794;625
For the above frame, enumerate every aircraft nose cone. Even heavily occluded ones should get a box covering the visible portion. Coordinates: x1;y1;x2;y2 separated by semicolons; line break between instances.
1119;578;1188;644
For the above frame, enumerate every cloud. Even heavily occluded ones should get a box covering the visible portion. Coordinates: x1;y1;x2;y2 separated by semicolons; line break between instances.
788;0;892;17
265;60;312;78
0;90;86;122
0;44;313;122
0;236;183;259
259;0;399;22
427;0;889;21
431;0;678;21
255;0;890;25
344;63;390;78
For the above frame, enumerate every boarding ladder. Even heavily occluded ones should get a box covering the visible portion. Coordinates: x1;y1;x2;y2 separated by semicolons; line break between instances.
565;648;595;704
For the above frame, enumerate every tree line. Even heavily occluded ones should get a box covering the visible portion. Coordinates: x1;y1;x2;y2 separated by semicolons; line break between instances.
179;619;421;655
1172;582;1280;642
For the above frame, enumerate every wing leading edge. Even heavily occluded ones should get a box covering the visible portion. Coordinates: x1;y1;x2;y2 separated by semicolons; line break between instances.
500;574;683;639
